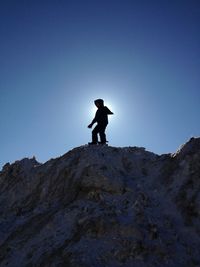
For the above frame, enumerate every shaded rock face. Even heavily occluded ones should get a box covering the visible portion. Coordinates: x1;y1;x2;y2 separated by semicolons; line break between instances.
0;138;200;267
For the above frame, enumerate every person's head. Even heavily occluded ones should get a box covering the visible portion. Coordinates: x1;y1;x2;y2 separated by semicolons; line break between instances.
94;99;104;108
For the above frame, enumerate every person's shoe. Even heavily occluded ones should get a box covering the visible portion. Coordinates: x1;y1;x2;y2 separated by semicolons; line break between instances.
88;142;97;145
98;141;108;145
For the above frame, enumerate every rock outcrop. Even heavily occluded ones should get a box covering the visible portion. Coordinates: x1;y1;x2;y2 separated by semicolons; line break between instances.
0;138;200;267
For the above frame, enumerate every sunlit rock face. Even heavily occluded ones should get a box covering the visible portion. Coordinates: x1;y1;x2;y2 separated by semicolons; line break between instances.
0;138;200;267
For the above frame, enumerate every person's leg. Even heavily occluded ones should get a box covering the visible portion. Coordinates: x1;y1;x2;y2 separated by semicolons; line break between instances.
99;124;107;143
92;125;100;143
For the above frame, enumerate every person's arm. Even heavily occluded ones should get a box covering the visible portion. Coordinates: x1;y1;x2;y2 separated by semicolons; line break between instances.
88;111;98;128
105;106;114;115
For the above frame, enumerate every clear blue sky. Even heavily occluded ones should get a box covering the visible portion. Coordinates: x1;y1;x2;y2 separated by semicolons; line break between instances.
0;0;199;169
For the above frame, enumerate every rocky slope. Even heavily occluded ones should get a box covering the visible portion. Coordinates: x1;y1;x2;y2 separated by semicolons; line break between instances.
0;138;200;267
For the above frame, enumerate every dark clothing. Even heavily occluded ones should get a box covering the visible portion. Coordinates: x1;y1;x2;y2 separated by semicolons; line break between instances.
92;124;107;143
91;106;113;125
89;99;113;144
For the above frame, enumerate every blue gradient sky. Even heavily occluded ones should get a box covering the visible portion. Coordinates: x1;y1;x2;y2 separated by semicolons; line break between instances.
0;0;199;169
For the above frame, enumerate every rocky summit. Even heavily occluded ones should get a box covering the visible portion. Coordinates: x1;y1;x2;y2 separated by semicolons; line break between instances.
0;138;200;267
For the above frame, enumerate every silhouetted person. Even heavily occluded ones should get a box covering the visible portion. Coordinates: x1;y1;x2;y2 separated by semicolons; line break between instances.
88;99;113;145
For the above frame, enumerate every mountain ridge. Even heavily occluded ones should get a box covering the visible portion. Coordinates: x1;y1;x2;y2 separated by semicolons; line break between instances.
0;137;199;267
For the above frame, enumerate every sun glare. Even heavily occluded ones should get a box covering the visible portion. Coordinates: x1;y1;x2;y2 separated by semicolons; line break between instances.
90;100;115;117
